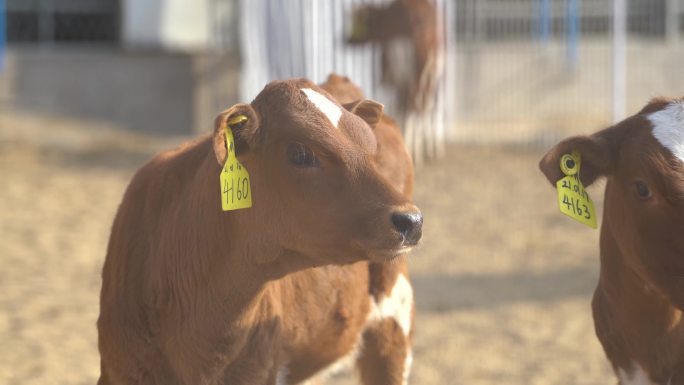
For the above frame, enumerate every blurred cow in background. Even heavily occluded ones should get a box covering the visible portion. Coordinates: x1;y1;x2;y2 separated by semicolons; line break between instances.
348;0;443;162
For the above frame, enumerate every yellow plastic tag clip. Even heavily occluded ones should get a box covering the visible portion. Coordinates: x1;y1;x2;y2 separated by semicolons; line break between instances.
220;117;252;211
227;114;248;129
556;151;597;228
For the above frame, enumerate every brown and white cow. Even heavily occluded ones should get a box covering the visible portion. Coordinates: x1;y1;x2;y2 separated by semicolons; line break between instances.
348;0;442;161
319;72;416;384
540;97;684;385
97;78;421;385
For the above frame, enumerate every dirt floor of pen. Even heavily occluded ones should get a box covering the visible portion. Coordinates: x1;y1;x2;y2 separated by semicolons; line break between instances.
0;115;614;385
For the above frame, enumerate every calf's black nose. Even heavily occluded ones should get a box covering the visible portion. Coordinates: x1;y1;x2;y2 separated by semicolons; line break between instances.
391;211;423;245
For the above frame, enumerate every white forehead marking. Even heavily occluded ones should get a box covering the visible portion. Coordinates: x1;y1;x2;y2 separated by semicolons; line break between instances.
301;88;342;128
368;273;413;336
648;101;684;164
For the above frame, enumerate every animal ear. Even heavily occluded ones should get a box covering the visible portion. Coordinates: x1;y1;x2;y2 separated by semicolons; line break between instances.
325;73;350;84
343;99;384;129
539;129;618;187
212;103;259;165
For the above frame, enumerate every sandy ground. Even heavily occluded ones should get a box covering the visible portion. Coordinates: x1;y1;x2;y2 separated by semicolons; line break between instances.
0;115;615;385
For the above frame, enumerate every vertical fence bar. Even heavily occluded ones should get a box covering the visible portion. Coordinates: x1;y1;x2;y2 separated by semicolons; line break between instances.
667;0;680;44
444;0;456;139
38;0;54;44
537;0;551;44
310;0;319;82
566;0;579;70
612;0;627;123
0;0;5;72
432;0;446;156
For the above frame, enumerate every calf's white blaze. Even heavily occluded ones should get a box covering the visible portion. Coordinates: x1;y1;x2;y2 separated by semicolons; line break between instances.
617;362;654;385
648;101;684;164
301;88;342;128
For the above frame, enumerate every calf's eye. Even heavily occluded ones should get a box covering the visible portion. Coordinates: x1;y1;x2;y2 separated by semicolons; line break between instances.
634;180;652;200
287;142;319;167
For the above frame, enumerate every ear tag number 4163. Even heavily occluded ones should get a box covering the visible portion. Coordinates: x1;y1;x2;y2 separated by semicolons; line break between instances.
556;151;597;228
220;116;252;211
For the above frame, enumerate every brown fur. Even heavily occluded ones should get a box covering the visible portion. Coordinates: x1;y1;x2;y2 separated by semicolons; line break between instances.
357;319;411;385
539;97;684;384
321;73;417;385
98;78;420;385
321;73;414;197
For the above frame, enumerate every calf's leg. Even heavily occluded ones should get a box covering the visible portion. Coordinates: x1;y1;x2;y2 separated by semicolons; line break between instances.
356;319;412;385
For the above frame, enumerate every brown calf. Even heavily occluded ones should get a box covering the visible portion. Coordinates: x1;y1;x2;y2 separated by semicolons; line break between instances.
97;78;421;385
540;97;684;385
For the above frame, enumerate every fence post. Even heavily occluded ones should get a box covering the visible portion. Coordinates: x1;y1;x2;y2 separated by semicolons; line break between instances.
0;0;5;72
612;0;627;123
566;0;579;70
38;0;54;44
462;0;481;120
444;0;457;140
666;0;680;44
536;0;551;44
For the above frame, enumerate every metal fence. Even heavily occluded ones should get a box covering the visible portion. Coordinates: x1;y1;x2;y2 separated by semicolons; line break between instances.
0;0;5;70
3;0;684;146
452;0;684;145
237;0;684;147
5;0;119;43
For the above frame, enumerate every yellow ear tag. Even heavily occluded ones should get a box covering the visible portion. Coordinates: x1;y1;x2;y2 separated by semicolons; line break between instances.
220;115;252;211
556;151;597;228
351;19;368;40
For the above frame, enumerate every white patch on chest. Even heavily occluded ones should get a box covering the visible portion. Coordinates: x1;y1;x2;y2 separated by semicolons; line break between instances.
617;362;654;385
301;88;342;128
367;274;414;384
369;273;414;336
648;101;684;164
299;274;414;384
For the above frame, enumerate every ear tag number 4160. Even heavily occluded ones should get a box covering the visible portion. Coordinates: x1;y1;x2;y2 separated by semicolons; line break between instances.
220;116;252;211
556;151;597;228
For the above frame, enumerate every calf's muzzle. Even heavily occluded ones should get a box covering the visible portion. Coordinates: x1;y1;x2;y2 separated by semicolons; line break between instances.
391;210;423;246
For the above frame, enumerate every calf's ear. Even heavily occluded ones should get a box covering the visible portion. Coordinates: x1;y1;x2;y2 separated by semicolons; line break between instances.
539;129;618;187
212;103;259;165
343;99;384;129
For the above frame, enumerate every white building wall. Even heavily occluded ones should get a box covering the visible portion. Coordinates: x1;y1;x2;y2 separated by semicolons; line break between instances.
122;0;222;52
